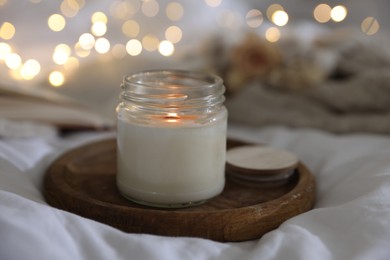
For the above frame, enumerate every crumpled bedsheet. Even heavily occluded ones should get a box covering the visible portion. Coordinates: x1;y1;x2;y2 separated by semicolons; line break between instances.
1;124;390;260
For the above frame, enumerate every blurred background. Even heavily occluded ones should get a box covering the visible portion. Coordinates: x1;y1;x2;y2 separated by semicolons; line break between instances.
1;0;389;121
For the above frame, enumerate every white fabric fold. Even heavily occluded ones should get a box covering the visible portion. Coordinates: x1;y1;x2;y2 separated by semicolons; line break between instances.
2;125;390;259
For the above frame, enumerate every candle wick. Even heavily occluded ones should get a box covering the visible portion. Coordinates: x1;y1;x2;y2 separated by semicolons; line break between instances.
164;112;180;123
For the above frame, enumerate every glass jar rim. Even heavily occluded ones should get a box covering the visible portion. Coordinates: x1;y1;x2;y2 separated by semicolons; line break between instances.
122;70;223;91
120;70;225;111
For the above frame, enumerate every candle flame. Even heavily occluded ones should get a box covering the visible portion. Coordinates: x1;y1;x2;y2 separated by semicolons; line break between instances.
164;112;180;123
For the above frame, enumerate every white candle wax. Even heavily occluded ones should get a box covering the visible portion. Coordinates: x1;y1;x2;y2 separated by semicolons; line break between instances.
116;114;227;207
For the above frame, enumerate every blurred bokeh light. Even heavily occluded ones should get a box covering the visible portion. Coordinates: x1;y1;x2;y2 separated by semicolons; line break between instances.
331;5;347;22
313;4;332;23
0;0;386;88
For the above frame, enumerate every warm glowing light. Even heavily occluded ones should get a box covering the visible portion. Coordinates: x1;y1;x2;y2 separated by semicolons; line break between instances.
265;27;281;42
267;4;284;21
91;21;107;36
0;42;11;60
331;5;347;22
205;0;222;7
9;69;23;80
126;39;142;56
167;112;178;117
20;59;40;80
246;9;263;28
112;44;127;59
165;26;182;43
0;0;8;6
53;44;71;65
0;22;16;40
49;71;65;87
5;53;22;69
60;0;80;17
142;0;159;17
91;12;108;24
361;17;380;36
79;33;95;50
165;112;179;123
74;42;90;57
313;4;332;23
94;37;110;54
159;40;174;56
122;20;140;37
64;56;79;71
166;2;184;21
142;34;159;52
48;14;66;32
272;10;288;26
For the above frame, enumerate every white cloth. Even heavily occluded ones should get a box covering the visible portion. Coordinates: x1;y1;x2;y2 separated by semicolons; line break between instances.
2;124;390;260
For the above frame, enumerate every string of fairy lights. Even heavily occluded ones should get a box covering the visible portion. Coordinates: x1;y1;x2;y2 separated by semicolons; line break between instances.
0;0;383;87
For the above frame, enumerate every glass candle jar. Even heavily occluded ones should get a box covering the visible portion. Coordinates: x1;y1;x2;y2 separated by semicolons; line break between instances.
116;70;228;208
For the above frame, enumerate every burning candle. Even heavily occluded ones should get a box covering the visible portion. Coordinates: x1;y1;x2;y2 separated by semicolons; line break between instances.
116;70;227;208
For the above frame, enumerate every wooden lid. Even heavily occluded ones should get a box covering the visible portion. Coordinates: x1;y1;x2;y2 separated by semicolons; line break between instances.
226;145;299;181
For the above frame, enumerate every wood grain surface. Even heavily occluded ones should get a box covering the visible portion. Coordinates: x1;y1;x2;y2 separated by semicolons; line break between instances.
44;138;316;242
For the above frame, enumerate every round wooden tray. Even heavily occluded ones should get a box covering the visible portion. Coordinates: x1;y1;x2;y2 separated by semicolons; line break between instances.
44;138;316;242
